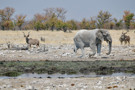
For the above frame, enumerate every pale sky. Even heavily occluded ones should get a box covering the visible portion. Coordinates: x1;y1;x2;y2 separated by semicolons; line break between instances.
0;0;135;21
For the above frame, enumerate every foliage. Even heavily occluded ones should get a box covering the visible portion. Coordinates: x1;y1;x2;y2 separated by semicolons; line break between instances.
0;7;135;30
103;21;115;29
33;13;46;30
44;8;67;21
89;17;96;29
114;18;123;29
97;10;112;28
66;20;77;30
48;13;57;31
15;15;26;30
55;19;64;30
80;18;90;29
123;10;134;30
0;7;15;30
34;21;43;31
3;20;14;30
130;20;135;29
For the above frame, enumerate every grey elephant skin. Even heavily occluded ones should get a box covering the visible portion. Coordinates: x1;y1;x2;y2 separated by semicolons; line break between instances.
73;29;112;58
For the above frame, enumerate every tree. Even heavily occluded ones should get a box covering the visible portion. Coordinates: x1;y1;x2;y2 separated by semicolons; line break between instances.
33;13;46;30
55;8;67;21
0;9;6;30
49;13;57;31
34;21;43;30
3;20;14;30
55;19;64;30
114;18;123;29
43;21;50;30
130;19;135;29
89;17;96;29
23;20;34;30
44;8;67;21
66;20;77;30
103;21;115;29
80;18;90;29
3;7;15;21
97;10;112;29
123;10;134;30
0;7;15;30
15;15;26;30
62;22;68;32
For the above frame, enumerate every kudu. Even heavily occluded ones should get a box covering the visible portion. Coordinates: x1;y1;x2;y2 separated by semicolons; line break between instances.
119;31;130;45
23;32;39;47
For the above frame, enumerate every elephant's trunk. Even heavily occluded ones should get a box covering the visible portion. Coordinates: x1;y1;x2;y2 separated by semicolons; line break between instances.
106;41;112;55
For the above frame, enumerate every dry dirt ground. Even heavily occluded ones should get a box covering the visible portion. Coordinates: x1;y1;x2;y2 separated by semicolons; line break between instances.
0;44;135;61
0;30;135;61
0;76;135;90
0;30;135;90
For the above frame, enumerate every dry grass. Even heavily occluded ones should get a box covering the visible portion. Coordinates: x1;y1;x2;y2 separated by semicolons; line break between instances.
0;30;135;46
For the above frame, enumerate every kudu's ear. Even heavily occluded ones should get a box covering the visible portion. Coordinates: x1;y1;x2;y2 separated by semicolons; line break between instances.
124;31;128;34
23;32;26;37
122;31;127;35
27;32;30;37
96;30;104;41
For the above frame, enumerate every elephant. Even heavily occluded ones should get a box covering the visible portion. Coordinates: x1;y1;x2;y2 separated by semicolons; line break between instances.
73;29;112;58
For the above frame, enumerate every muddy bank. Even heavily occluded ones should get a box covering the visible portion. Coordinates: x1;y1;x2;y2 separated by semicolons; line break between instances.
0;61;135;77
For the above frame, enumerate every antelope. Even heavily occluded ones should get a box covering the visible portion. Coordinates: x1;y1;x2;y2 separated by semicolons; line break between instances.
119;32;130;45
40;37;45;42
23;32;39;47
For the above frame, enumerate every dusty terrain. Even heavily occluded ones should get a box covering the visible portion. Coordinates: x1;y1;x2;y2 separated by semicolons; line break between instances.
0;30;135;90
0;76;135;90
0;30;135;61
0;44;135;61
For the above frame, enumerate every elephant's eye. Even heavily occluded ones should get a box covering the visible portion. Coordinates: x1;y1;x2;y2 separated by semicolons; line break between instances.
103;34;107;37
106;34;108;36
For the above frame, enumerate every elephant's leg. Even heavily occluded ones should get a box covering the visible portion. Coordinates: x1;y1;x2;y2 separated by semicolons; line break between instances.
97;43;101;55
73;45;78;56
78;42;85;58
74;45;78;53
79;47;85;58
89;43;96;57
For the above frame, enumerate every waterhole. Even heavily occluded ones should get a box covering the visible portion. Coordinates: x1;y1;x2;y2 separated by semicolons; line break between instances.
0;72;135;79
0;61;135;79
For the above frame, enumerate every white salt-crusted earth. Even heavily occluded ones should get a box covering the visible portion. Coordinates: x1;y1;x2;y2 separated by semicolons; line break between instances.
0;44;135;61
0;76;135;90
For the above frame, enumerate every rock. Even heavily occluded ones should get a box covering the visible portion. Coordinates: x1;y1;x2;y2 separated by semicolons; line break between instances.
54;55;58;58
97;81;102;85
62;53;70;57
26;85;32;89
116;77;122;81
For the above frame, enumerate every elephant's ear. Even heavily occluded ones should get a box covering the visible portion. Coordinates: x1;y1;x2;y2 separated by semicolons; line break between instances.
101;29;108;36
96;30;104;41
